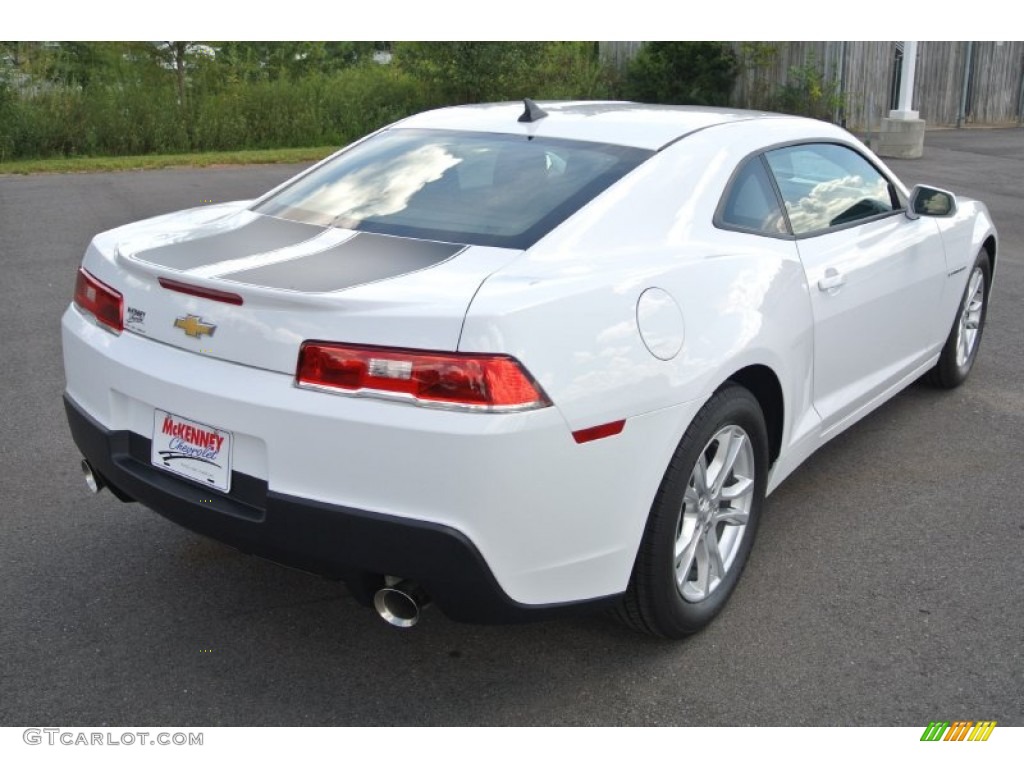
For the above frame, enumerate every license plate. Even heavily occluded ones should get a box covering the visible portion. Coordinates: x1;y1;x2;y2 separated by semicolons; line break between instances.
151;409;232;492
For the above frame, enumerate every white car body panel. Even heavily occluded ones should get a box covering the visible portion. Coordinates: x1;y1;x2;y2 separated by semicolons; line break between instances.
394;101;778;150
62;102;998;618
796;215;947;431
63;306;698;603
84;216;524;370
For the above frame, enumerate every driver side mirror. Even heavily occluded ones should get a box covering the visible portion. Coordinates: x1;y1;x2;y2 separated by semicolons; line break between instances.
906;185;957;219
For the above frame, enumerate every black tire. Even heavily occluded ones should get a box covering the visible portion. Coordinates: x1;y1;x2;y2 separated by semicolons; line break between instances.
615;384;769;638
926;249;991;389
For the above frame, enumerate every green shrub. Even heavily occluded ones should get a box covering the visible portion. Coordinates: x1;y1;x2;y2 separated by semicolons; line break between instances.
394;42;553;104
773;54;843;121
0;41;687;163
0;78;16;161
2;64;428;160
623;42;739;106
533;42;621;101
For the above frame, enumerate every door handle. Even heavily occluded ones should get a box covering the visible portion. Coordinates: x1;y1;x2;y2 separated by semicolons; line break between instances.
818;268;846;292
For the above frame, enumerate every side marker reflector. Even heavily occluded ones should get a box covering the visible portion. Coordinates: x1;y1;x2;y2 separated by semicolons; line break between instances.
572;420;625;444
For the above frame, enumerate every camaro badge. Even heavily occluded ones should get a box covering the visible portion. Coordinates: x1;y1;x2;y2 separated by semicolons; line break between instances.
174;314;216;339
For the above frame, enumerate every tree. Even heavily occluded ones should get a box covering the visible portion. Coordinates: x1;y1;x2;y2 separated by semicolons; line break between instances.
145;42;201;107
394;42;552;104
213;42;378;82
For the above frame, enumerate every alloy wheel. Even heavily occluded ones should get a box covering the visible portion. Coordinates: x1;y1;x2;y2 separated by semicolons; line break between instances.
955;266;986;368
675;425;755;602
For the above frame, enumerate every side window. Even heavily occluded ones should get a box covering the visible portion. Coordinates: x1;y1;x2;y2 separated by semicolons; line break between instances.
718;157;788;235
764;144;897;236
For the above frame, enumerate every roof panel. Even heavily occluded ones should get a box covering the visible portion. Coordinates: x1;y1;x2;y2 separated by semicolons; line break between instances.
395;101;784;150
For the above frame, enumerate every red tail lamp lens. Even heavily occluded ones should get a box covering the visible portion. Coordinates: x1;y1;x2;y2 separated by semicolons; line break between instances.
74;268;123;333
297;342;550;411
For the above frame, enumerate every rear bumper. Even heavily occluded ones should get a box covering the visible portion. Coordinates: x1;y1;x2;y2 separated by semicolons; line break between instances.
62;303;700;620
65;395;618;623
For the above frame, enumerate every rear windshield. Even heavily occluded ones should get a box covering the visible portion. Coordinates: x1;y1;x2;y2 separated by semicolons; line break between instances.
253;128;652;249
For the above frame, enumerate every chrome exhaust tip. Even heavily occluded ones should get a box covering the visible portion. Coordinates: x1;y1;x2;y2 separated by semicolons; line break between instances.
373;580;429;628
81;459;104;494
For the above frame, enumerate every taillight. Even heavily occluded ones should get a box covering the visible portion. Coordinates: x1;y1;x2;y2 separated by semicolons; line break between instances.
158;277;243;305
73;268;123;333
296;342;551;412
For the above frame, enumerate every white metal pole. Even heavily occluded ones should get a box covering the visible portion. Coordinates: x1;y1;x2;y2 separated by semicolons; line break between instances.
893;41;919;119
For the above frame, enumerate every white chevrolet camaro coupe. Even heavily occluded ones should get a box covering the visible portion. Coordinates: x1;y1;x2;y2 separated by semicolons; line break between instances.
63;101;997;638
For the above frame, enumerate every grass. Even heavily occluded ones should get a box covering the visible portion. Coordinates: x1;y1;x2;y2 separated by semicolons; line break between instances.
0;146;338;175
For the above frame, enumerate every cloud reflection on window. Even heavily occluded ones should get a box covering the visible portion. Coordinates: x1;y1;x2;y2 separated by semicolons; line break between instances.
294;144;462;228
252;128;652;249
784;174;892;235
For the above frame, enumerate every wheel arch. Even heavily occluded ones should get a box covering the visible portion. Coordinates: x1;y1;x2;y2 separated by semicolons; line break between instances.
722;364;784;467
982;234;996;273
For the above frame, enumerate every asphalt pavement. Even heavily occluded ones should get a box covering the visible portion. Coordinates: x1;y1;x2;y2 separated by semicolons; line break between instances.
0;129;1021;726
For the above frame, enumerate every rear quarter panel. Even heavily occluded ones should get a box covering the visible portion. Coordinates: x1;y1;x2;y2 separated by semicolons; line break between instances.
459;120;820;478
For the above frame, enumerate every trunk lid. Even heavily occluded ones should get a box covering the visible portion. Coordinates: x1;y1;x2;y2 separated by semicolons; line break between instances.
83;207;520;374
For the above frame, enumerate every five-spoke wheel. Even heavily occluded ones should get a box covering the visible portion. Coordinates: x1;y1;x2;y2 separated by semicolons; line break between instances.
928;249;991;389
675;425;755;602
616;384;768;638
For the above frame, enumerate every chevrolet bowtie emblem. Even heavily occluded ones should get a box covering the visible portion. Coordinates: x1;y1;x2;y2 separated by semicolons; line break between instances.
174;314;216;339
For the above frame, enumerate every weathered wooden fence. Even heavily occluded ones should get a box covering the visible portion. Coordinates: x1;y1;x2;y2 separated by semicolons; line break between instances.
599;41;1024;130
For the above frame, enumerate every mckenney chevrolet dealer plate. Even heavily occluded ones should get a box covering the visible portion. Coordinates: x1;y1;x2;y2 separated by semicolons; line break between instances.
151;410;232;492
